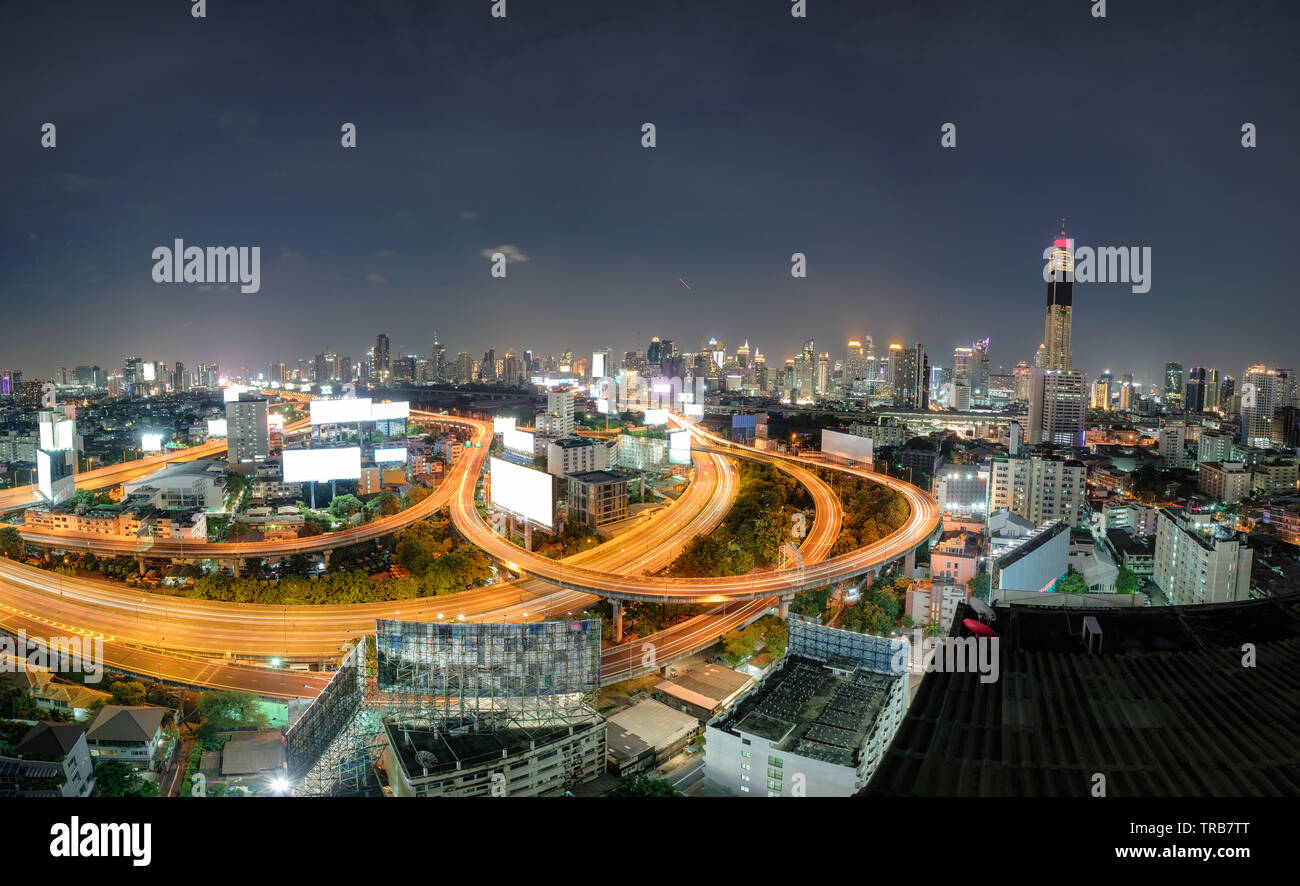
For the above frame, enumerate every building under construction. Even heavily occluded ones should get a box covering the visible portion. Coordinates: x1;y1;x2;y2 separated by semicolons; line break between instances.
285;618;604;797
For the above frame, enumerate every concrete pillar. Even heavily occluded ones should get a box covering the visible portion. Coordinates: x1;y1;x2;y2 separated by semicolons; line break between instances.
611;600;623;644
904;548;917;579
230;558;241;579
524;523;532;553
779;594;794;619
137;558;147;576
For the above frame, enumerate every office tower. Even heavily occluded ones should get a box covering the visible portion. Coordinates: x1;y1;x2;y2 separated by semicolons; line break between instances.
1029;228;1087;447
952;347;972;403
373;333;391;382
1119;381;1135;411
1164;362;1184;409
844;340;869;392
1091;377;1110;409
1204;368;1221;412
338;355;352;385
646;337;669;366
970;338;990;405
1042;229;1074;371
1184;366;1205;412
432;339;447;382
226;394;270;474
894;343;929;409
1013;361;1032;403
816;352;830;396
269;362;286;385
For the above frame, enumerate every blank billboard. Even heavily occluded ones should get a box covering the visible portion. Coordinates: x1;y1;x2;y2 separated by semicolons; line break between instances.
141;432;164;452
669;429;691;465
591;352;606;379
374;447;407;464
223;384;246;403
644;408;668;426
37;450;53;500
267;414;285;433
207;419;228;437
371;401;410;421
493;416;517;434
684;403;704;418
503;428;535;454
489;457;553;530
310;397;373;425
821;429;873;463
283;447;362;483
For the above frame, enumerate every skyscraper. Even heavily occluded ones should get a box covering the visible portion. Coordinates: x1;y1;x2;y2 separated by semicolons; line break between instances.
894;343;929;409
374;333;391;382
1029;227;1087;447
844;340;868;392
1043;228;1074;371
226;394;270;475
1165;362;1185;409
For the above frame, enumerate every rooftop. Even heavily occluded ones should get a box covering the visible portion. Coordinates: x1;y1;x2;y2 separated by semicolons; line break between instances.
714;656;895;768
863;592;1300;797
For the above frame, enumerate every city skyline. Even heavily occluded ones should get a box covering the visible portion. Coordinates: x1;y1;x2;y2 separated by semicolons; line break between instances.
2;0;1297;377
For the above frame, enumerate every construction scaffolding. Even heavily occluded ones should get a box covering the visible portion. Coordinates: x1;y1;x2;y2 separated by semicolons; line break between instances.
287;619;602;796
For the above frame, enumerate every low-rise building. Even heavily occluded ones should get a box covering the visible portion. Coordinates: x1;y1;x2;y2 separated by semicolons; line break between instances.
13;722;95;797
605;698;701;776
565;470;628;528
84;705;167;767
654;664;754;722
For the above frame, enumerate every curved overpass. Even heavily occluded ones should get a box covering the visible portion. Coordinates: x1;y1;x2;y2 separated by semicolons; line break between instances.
449;417;940;604
14;412;487;561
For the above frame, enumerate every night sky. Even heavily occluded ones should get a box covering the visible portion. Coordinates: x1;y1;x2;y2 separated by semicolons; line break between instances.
2;0;1296;384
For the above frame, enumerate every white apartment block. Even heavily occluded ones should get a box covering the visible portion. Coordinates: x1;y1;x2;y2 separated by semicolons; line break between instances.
987;455;1087;527
1153;507;1252;606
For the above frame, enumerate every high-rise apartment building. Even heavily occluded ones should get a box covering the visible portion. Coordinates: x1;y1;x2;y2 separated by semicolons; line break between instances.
1153;508;1252;606
987;454;1087;527
1164;362;1185;410
226;394;270;475
373;334;391;382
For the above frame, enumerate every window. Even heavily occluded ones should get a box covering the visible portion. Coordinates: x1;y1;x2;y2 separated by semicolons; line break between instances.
768;756;783;767
740;786;750;793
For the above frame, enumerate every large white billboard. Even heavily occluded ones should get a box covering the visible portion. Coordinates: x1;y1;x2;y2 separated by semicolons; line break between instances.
310;397;373;425
489;457;553;530
669;429;691;465
141;432;164;452
493;416;517;434
142;363;156;382
37;449;53;500
283;447;362;483
374;447;407;464
591;352;607;379
223;384;247;403
821;429;873;463
644;408;668;426
371;401;410;421
207;419;228;437
684;403;704;419
503;428;535;455
267;413;285;433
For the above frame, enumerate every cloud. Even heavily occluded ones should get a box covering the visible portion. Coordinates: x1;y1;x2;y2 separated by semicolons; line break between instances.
480;244;529;264
366;272;389;284
460;210;479;220
377;249;396;257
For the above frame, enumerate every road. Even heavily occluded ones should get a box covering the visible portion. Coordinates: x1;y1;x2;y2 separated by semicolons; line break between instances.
448;415;940;603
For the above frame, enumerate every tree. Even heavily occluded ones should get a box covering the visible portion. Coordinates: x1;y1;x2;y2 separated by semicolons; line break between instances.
609;773;677;797
93;758;157;797
328;494;364;519
0;526;23;560
109;681;147;706
1115;566;1138;595
1055;571;1090;595
197;690;269;740
970;574;991;603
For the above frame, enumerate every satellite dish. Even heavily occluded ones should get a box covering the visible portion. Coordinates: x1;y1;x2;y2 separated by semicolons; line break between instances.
967;598;996;622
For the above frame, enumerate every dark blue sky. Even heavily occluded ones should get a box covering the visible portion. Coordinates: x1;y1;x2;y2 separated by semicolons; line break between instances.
2;0;1296;385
